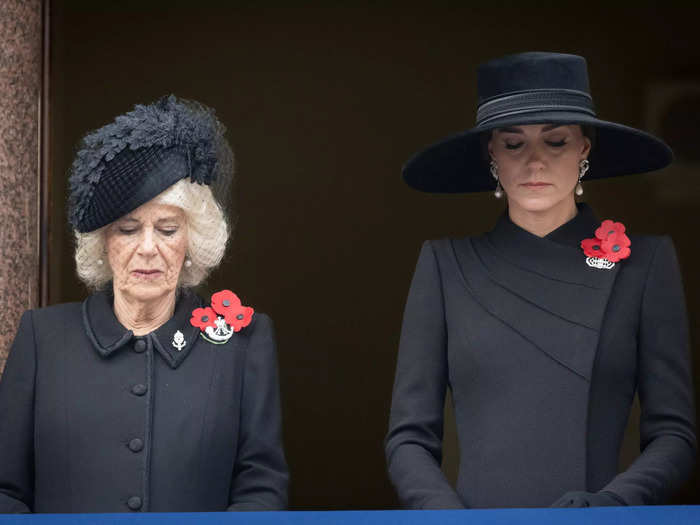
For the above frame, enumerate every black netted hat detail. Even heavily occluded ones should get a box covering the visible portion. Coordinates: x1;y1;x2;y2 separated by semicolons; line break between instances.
68;95;233;232
84;146;189;231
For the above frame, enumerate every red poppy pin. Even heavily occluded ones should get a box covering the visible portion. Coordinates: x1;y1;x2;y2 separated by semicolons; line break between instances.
581;219;631;269
190;290;254;344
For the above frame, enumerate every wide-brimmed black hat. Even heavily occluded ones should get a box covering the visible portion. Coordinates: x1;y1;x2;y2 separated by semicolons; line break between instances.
68;95;233;233
403;52;673;193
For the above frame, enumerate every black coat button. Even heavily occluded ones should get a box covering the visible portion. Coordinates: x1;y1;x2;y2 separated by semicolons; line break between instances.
131;384;147;396
127;496;142;510
133;339;146;353
128;438;144;452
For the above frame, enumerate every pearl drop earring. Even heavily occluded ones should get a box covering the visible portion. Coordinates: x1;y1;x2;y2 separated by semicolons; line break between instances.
490;160;503;199
576;159;590;196
494;182;504;199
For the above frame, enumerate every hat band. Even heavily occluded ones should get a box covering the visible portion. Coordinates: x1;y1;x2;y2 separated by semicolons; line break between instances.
476;89;595;126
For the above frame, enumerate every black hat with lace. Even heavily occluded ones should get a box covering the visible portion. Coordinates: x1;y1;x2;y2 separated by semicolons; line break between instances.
68;95;233;233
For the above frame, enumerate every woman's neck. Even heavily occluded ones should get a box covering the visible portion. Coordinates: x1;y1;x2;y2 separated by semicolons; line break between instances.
113;288;177;336
507;198;578;238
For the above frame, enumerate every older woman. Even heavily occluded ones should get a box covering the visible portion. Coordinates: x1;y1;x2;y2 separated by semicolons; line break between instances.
0;96;288;512
385;52;696;508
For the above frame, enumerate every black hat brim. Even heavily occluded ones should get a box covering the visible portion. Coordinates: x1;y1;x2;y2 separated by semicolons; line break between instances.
402;111;673;193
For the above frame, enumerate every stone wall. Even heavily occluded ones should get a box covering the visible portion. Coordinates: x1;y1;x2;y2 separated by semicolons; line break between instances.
0;0;42;374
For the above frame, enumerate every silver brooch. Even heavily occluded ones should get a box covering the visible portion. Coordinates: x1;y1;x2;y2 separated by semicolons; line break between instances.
201;316;234;344
586;256;615;270
172;330;186;351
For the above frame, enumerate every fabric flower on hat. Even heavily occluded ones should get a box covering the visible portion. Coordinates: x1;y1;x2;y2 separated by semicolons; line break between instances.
190;306;218;331
211;289;254;332
68;95;234;232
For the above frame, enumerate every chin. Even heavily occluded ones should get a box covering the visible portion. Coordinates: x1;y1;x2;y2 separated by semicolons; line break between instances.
513;196;561;213
510;188;577;213
126;282;172;302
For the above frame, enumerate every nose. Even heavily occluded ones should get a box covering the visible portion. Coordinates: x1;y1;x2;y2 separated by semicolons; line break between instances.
136;227;157;256
526;144;546;172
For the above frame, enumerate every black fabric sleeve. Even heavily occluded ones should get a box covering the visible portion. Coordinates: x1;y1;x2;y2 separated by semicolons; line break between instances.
0;311;36;513
385;241;465;509
227;313;289;511
603;236;697;504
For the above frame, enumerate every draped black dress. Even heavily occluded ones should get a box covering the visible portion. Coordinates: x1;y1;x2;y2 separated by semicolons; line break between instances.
385;204;696;508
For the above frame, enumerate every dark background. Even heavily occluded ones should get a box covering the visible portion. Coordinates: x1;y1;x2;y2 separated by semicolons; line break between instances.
48;1;700;509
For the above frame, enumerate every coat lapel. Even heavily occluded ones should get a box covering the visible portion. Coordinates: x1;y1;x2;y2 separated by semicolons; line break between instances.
150;290;203;369
83;289;203;369
451;204;620;381
83;291;133;357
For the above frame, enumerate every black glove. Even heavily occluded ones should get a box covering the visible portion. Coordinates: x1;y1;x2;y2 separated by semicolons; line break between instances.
551;490;626;507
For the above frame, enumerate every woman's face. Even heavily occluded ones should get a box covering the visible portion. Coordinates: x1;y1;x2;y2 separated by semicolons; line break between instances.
105;199;187;303
488;124;591;214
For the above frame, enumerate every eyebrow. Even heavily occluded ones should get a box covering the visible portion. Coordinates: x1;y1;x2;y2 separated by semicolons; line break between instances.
499;124;565;134
155;216;181;224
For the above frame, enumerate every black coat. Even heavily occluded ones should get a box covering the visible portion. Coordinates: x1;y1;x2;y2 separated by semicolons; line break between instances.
0;290;288;513
385;204;696;509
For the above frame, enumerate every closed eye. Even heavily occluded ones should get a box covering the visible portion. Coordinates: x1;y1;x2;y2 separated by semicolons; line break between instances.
546;139;567;147
505;142;523;150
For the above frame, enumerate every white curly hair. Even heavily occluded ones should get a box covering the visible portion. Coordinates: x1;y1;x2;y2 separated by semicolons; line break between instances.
74;179;229;290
